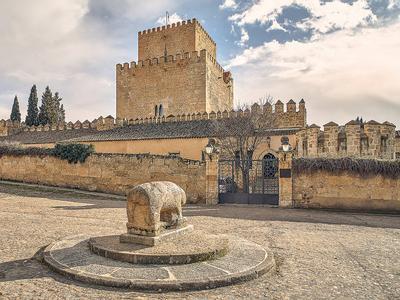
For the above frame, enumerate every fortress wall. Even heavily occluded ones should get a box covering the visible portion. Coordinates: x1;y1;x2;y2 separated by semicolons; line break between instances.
297;121;397;160
116;51;208;120
138;19;216;61
293;171;400;212
195;22;217;58
80;138;209;161
0;153;206;203
206;54;233;113
272;100;307;129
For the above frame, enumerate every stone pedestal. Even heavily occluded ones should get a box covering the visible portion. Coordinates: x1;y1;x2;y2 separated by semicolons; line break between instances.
120;224;193;246
42;180;275;291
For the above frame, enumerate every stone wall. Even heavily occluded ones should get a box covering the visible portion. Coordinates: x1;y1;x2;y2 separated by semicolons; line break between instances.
293;171;400;212
117;17;231;121
272;100;306;129
116;51;208;120
80;138;209;161
206;54;233;113
138;19;216;61
297;120;397;160
0;153;206;203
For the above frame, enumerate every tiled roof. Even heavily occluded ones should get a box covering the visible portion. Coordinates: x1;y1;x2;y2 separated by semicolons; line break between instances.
0;120;303;145
0;128;97;145
69;119;302;142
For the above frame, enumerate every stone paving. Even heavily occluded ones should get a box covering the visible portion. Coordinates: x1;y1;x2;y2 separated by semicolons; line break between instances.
0;181;399;299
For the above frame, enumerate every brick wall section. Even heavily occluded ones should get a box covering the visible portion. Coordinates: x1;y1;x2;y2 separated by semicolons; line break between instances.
293;171;400;211
0;154;207;203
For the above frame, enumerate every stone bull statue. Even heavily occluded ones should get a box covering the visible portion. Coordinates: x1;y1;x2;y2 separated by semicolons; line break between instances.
126;181;187;237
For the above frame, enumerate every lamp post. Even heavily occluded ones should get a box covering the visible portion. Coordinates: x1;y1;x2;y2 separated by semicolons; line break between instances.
204;139;219;205
204;139;218;160
280;136;292;160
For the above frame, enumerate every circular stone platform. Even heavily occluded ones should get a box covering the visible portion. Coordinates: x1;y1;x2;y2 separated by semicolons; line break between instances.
89;231;229;265
42;234;275;291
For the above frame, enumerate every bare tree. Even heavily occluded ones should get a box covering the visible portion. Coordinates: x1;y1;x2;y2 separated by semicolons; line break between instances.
211;101;276;193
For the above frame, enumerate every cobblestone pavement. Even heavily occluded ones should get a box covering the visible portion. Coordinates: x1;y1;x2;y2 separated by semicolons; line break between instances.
0;182;399;299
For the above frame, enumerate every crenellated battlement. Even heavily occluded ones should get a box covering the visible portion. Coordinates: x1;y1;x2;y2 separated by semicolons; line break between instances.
138;18;216;47
115;99;305;129
297;119;397;160
0;100;306;139
206;52;225;74
117;49;207;73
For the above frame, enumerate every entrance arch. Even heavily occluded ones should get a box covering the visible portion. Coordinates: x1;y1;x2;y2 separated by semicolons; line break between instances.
263;153;278;179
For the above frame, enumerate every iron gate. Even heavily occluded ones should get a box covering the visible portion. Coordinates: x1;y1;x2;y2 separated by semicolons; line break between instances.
218;157;279;205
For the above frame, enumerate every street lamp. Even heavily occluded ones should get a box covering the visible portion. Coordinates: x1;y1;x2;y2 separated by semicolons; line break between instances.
281;136;292;152
205;143;214;155
205;139;218;160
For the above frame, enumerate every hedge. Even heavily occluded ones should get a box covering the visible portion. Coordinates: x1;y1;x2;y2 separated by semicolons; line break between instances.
293;157;400;179
0;143;94;164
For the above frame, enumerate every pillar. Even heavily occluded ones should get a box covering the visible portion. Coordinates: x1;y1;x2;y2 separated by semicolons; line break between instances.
205;152;219;205
278;150;294;208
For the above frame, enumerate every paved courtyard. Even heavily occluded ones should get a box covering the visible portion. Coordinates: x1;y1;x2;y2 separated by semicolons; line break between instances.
0;181;399;299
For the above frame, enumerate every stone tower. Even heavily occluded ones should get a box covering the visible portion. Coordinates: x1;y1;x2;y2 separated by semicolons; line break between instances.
116;18;234;120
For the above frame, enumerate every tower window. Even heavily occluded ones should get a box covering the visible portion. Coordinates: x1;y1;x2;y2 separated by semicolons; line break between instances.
159;104;163;116
155;105;158;116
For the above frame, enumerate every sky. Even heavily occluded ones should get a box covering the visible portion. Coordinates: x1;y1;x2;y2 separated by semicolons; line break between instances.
0;0;399;126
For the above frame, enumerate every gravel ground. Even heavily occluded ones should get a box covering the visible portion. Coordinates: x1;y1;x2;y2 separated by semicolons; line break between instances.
0;182;399;299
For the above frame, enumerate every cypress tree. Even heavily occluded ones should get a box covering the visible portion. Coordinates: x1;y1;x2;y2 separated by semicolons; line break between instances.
25;85;39;126
59;104;66;123
53;92;62;123
10;95;21;122
38;86;53;125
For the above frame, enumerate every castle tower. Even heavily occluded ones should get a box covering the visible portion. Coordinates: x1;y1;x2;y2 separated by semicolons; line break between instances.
116;18;234;121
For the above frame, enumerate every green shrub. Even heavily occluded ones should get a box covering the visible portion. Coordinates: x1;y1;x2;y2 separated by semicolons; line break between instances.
293;157;400;179
53;143;94;164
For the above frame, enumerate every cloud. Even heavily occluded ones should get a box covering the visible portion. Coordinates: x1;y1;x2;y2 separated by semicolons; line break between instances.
156;13;183;26
236;28;249;47
90;0;182;22
229;0;376;35
388;0;400;9
219;0;238;10
0;0;179;121
227;21;400;126
267;20;287;32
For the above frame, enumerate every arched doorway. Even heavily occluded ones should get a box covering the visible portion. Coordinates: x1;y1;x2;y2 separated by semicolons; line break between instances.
263;153;278;179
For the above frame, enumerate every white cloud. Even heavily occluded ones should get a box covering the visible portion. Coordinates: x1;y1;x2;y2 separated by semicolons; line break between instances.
219;0;238;10
227;21;400;126
229;0;376;35
156;13;183;26
0;0;179;121
236;28;249;47
267;20;287;32
388;0;400;9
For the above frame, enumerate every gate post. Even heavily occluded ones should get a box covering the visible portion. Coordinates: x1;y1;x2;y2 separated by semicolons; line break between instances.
205;152;219;205
278;150;294;208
